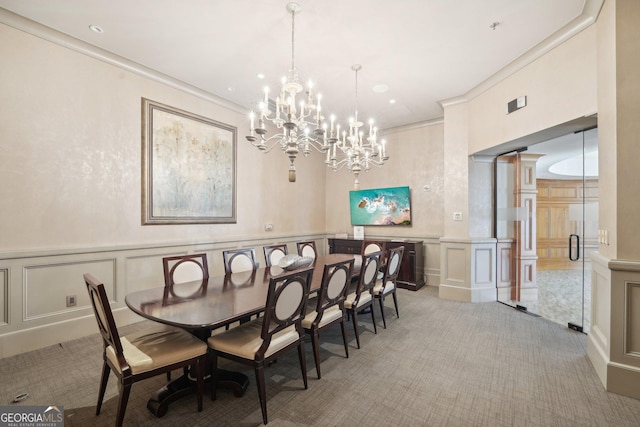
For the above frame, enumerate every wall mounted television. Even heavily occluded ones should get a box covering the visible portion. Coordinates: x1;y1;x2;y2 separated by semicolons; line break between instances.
349;186;412;226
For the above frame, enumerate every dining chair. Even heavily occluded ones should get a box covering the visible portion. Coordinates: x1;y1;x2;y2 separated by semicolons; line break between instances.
296;240;318;259
222;248;260;328
301;258;353;379
162;253;209;288
373;246;404;328
207;267;313;425
83;273;207;427
263;244;289;267
161;253;209;380
361;240;386;279
223;248;259;274
345;251;381;349
361;240;386;258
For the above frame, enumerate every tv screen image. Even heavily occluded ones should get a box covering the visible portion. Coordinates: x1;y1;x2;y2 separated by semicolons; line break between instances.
349;186;412;226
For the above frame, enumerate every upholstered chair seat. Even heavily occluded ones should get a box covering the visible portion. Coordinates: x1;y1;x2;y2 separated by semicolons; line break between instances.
373;280;395;296
345;291;372;309
301;305;342;329
208;320;300;360
106;327;207;375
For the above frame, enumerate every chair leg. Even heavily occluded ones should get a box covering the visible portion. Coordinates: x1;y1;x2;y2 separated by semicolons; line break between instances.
115;383;131;427
310;329;321;379
340;320;349;358
96;361;110;415
392;290;399;318
351;309;361;349
195;357;204;412
297;342;308;390
369;305;378;334
378;296;387;329
254;362;268;425
210;352;219;401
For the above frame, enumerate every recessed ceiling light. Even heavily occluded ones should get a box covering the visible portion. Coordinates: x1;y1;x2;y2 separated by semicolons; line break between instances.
89;25;104;34
373;84;389;94
227;87;234;92
389;99;396;104
257;73;265;79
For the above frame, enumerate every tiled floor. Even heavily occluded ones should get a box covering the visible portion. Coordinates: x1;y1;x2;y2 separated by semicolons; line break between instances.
501;268;591;333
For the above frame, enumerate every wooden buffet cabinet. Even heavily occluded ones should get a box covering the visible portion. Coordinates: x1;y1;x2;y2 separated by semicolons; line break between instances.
327;238;425;291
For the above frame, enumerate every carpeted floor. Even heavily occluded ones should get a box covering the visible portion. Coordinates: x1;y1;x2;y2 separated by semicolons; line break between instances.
1;285;639;426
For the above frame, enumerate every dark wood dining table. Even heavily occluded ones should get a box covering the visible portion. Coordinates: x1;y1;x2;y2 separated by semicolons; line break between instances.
125;253;356;417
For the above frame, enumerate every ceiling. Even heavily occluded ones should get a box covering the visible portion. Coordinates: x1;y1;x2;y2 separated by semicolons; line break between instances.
0;0;599;133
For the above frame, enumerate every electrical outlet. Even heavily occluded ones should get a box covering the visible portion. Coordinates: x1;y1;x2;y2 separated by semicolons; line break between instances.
66;295;77;307
264;224;273;231
453;212;463;221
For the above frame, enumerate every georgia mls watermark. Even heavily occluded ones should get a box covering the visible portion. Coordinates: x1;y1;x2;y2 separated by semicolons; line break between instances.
0;406;64;427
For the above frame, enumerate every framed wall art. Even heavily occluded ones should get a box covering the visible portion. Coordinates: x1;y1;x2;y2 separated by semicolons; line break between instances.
142;98;237;224
349;186;412;226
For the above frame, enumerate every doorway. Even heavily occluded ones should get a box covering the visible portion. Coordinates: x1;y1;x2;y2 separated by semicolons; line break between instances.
495;128;598;333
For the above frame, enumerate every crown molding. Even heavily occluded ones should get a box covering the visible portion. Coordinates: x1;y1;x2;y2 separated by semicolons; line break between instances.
439;0;604;110
0;8;246;114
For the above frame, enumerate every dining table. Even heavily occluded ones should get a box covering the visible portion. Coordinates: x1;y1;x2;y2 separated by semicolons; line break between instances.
125;253;357;417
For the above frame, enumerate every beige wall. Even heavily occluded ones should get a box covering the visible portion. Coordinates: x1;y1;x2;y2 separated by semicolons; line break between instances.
613;0;640;261
596;0;617;261
324;121;445;240
467;25;598;154
0;21;327;253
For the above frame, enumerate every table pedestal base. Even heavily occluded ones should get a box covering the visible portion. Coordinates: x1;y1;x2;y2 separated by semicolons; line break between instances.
146;369;250;417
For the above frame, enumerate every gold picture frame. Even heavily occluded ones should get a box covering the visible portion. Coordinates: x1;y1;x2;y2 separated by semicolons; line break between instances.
142;98;237;224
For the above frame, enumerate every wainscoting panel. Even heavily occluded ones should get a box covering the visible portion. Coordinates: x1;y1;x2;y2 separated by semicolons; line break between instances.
444;247;466;283
474;248;493;285
0;269;7;326
626;281;640;357
124;250;188;295
588;252;611;390
440;238;497;302
424;238;441;286
24;258;115;320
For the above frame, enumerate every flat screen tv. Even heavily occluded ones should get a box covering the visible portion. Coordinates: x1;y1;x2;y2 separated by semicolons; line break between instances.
349;186;412;226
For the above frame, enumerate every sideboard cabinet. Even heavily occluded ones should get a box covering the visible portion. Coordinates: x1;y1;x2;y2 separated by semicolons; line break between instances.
327;238;425;291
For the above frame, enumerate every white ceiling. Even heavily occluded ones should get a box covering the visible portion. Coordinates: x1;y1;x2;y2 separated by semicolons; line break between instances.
0;0;597;132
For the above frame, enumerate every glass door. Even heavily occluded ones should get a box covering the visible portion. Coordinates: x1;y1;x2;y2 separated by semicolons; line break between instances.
495;128;598;333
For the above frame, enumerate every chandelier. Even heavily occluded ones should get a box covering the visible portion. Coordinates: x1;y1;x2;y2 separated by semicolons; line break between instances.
325;64;388;190
246;2;330;182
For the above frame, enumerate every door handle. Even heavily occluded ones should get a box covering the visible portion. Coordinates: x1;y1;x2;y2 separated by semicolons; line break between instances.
569;234;580;261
